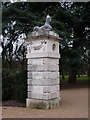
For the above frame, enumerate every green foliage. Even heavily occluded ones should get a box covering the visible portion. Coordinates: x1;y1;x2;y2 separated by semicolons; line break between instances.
77;76;89;81
2;68;27;103
2;2;90;83
2;69;16;101
15;69;27;103
61;75;89;81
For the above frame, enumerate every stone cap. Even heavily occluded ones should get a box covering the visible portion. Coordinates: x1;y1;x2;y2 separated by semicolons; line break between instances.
25;30;62;41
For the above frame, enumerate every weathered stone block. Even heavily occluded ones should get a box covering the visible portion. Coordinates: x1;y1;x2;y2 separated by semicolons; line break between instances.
43;85;60;93
28;72;59;79
27;64;59;72
28;91;60;100
27;58;59;65
28;85;60;93
26;97;61;109
26;39;59;54
27;30;60;39
28;86;43;93
26;52;60;59
27;78;60;86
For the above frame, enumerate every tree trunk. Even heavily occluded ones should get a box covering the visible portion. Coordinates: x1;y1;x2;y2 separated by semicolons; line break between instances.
6;58;12;69
8;60;12;69
87;52;90;77
88;63;90;77
21;62;24;69
62;74;65;80
68;71;77;83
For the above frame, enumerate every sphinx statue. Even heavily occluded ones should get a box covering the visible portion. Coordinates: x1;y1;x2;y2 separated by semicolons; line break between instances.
33;15;52;31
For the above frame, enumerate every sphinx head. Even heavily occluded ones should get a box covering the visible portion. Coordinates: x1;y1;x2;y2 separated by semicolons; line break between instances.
46;15;51;24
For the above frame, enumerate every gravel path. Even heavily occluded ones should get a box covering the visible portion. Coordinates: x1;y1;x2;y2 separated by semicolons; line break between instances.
2;88;88;118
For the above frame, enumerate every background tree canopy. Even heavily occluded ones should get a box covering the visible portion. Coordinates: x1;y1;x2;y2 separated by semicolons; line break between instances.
2;2;90;83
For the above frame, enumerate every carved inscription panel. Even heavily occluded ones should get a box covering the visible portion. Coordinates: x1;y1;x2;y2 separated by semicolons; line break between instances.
27;39;59;54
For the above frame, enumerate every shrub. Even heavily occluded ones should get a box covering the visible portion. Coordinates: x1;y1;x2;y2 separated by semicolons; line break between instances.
2;69;27;103
15;69;27;103
2;69;16;101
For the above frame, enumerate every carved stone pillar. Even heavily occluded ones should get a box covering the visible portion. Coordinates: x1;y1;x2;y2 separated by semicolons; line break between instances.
25;30;61;109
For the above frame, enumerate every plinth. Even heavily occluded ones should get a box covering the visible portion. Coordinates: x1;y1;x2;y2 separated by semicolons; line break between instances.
25;30;61;109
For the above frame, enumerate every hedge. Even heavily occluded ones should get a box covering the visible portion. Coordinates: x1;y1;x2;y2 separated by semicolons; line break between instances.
2;69;27;103
2;69;16;101
15;69;27;103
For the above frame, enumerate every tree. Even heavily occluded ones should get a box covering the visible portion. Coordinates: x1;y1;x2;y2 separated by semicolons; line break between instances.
52;2;90;83
2;2;90;82
14;41;27;68
67;2;90;82
2;2;60;68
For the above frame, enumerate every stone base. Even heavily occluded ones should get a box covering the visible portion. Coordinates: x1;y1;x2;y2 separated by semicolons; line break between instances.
26;97;61;109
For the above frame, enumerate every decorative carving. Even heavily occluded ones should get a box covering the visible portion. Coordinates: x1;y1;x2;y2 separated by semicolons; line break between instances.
28;40;47;51
33;15;52;32
41;40;46;44
33;44;43;50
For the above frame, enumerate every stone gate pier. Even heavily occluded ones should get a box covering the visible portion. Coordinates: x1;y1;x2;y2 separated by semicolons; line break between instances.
25;15;61;109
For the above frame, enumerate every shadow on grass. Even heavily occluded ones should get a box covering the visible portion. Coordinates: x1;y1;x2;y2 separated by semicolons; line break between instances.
61;80;89;90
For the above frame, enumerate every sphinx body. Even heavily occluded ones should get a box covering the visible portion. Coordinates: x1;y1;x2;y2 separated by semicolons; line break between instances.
33;15;52;32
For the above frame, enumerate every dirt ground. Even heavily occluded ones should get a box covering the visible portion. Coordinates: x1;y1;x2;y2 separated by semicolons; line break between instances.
2;88;88;118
